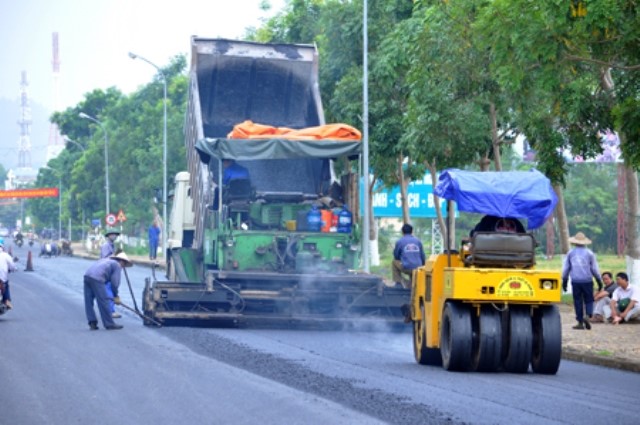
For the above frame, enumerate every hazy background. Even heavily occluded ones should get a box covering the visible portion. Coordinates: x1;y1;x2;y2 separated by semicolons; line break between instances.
0;0;285;171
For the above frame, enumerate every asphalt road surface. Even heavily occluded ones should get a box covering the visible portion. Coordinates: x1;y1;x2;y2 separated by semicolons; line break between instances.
1;242;637;425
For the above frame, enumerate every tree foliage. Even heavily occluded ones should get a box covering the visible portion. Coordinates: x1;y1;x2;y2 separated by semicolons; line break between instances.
29;55;188;237
26;1;637;260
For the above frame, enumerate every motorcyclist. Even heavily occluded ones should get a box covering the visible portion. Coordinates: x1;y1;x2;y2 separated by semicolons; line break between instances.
0;238;17;310
15;230;24;247
61;239;73;256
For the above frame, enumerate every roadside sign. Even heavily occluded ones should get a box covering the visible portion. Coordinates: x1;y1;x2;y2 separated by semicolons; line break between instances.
360;174;454;218
0;188;58;199
117;209;127;223
105;214;117;226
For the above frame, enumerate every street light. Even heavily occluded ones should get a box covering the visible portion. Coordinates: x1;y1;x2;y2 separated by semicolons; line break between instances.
79;112;110;216
129;51;168;258
62;135;86;152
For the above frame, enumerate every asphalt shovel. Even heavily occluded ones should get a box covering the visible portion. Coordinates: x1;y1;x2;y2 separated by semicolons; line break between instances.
120;267;162;327
118;300;163;327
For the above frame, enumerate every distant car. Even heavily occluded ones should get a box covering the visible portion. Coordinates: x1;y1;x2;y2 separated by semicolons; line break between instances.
0;227;10;238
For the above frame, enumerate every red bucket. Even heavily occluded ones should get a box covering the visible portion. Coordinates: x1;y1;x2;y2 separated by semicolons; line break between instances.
321;210;333;233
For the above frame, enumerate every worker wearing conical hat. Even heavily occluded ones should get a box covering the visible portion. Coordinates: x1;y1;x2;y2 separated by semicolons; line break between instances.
100;228;121;318
562;232;604;330
83;252;133;330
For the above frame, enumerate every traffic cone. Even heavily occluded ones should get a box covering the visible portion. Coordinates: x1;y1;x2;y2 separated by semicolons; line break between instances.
25;250;34;272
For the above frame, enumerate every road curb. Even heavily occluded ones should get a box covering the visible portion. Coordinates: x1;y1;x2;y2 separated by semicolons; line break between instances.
562;348;640;373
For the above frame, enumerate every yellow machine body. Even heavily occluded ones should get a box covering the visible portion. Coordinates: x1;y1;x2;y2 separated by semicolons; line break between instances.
410;232;563;374
412;252;561;349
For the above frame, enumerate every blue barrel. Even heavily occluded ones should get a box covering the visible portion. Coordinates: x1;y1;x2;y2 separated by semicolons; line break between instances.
337;206;352;233
307;205;322;232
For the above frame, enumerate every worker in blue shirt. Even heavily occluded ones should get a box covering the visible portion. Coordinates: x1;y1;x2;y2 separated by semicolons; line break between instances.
100;228;120;318
562;232;603;330
392;223;426;289
222;159;250;185
211;159;251;210
83;252;133;330
148;220;161;260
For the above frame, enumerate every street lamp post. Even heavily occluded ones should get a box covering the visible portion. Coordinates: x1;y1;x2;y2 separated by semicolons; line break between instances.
128;51;168;258
79;112;110;216
63;136;86;152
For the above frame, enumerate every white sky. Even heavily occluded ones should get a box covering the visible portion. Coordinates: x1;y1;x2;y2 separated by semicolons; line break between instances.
0;0;286;110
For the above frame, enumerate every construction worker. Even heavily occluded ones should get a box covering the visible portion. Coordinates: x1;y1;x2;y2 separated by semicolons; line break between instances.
562;231;604;330
392;223;426;289
83;252;133;330
148;219;161;260
100;228;121;318
222;159;250;185
470;215;525;236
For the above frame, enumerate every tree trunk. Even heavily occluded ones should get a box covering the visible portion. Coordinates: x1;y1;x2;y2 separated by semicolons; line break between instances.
545;217;555;259
428;163;447;244
553;184;570;254
368;175;377;241
367;174;379;266
624;166;640;286
489;101;503;171
370;218;380;267
398;153;410;224
478;154;491;171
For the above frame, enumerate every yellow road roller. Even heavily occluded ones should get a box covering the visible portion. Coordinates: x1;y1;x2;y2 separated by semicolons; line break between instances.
411;169;562;374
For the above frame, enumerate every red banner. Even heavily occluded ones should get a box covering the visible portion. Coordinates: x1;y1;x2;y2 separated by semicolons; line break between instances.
0;188;59;199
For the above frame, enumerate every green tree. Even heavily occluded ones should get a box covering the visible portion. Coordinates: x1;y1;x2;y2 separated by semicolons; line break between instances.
475;0;639;279
30;55;188;240
563;164;618;251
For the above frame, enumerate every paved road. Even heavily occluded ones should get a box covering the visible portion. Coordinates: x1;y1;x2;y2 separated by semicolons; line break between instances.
1;244;381;425
1;243;637;425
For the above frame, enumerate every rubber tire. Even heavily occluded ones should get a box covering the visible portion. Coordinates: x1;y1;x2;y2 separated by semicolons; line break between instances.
503;306;533;373
414;304;442;366
141;280;154;327
531;305;562;374
440;302;473;371
471;306;502;372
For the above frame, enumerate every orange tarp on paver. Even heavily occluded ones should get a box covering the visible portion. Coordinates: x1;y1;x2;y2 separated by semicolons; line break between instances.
227;120;361;141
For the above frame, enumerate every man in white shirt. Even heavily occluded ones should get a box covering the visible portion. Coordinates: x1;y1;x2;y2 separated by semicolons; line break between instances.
610;272;640;324
592;272;618;322
0;239;17;310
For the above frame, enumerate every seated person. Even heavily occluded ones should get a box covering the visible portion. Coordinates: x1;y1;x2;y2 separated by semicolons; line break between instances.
223;159;250;185
392;223;426;289
470;215;526;237
212;159;251;209
592;271;617;322
610;272;640;324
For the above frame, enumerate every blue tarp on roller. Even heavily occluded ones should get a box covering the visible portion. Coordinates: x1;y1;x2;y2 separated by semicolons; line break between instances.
434;169;557;230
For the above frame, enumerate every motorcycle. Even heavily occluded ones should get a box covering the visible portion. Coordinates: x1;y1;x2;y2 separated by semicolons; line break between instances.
15;238;23;248
0;281;7;316
61;240;73;256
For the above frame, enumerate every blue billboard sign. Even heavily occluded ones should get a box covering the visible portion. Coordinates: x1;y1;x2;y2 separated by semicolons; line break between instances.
360;174;453;218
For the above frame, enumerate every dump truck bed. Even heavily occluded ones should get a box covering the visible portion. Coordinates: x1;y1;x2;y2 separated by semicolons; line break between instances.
146;38;409;328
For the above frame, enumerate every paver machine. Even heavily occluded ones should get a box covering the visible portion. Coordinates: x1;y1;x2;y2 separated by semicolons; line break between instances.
411;169;563;373
141;38;408;327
